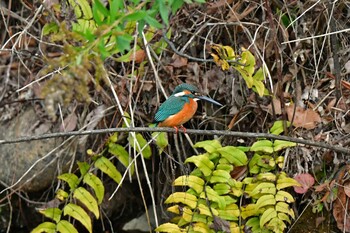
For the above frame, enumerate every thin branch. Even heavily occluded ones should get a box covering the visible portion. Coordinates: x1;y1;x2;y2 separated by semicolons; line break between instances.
162;30;244;66
328;1;341;100
0;127;349;154
281;27;350;44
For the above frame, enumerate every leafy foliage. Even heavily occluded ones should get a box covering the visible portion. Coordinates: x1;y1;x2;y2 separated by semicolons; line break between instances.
40;0;201;120
31;135;135;233
210;44;268;97
156;121;299;233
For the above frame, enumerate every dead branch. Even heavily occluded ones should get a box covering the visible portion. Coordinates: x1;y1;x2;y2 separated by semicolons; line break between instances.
0;127;349;154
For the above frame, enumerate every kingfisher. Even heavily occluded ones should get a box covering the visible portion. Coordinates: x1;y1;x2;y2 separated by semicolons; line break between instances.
154;83;222;132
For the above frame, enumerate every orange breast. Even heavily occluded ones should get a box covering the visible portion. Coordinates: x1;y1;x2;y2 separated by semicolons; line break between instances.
158;99;198;127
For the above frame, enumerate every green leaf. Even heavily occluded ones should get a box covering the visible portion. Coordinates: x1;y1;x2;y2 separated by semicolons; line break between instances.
95;156;122;184
217;146;248;166
152;132;168;154
209;170;231;183
42;23;59;36
240;204;258;219
77;161;90;176
110;0;123;20
57;173;79;190
31;222;56;233
213;183;231;195
73;187;99;219
260;208;277;228
98;39;111;59
78;0;93;19
275;202;295;219
144;14;163;28
217;203;240;220
273;140;296;152
197;203;218;216
173;175;204;194
267;216;286;232
277;176;301;190
164;192;198;209
56;189;69;201
199;186;226;209
256;194;276;209
170;0;184;14
253;79;265;97
108;143;133;173
246;217;262;232
193;140;222;153
124;11;148;21
275;190;295;203
56;220;79;233
216;163;233;171
257;155;275;169
116;34;133;53
39;208;62;223
256;172;277;182
129;133;152;159
278;212;291;224
93;0;109;17
270;120;290;135
249;182;276;198
185;154;214;176
157;0;169;25
248;153;261;174
233;53;254;87
250;140;274;153
83;173;105;204
63;203;92;233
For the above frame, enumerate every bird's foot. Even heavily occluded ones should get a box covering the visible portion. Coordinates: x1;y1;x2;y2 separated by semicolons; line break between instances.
179;125;187;133
173;125;187;133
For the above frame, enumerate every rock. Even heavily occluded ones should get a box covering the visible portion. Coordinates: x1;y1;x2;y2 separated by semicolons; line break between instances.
0;107;78;192
122;206;159;232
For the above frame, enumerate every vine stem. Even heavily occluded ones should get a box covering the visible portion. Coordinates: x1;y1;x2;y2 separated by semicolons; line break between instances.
0;127;349;154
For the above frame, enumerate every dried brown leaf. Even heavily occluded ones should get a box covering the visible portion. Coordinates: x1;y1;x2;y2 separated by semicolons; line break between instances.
230;165;247;180
267;98;282;115
170;55;188;68
286;105;321;129
60;112;77;132
344;181;350;198
129;50;146;63
333;186;350;232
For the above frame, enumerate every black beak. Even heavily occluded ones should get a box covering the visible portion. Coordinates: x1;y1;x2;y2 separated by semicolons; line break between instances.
196;95;223;107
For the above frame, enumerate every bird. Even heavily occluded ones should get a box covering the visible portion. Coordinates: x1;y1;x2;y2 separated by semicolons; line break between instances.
154;83;223;132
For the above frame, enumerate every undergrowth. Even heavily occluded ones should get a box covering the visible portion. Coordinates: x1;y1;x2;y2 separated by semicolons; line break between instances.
32;120;300;233
155;121;299;233
31;1;301;232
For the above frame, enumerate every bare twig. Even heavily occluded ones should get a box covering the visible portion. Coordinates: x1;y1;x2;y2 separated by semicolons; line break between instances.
281;28;350;44
162;30;244;66
328;1;341;100
0;127;349;154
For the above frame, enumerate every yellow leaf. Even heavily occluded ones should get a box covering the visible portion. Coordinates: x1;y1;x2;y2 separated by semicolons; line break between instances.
173;175;204;194
31;222;56;233
95;156;122;184
63;203;92;233
83;173;104;204
165;192;198;209
155;223;183;233
73;187;99;219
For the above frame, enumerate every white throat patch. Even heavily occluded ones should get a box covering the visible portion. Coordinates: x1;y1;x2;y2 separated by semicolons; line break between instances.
174;91;186;97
